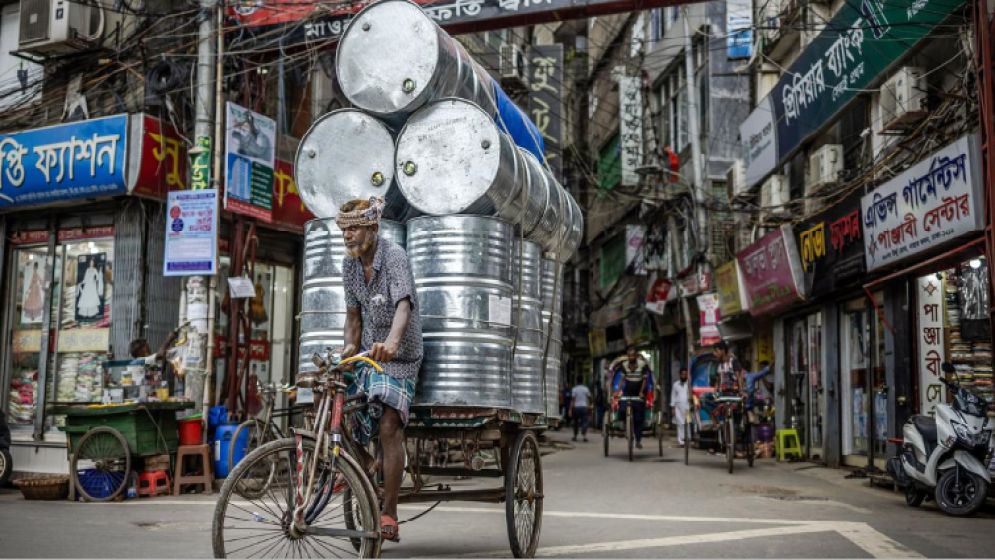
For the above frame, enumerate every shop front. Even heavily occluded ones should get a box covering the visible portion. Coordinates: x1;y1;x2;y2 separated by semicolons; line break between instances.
859;134;990;468
0;114;188;473
736;225;806;438
790;190;869;465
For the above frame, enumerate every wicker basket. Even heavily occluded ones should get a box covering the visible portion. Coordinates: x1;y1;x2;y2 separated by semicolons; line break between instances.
13;476;70;500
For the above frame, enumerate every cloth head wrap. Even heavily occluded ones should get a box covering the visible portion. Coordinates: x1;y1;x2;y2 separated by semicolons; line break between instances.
335;197;384;229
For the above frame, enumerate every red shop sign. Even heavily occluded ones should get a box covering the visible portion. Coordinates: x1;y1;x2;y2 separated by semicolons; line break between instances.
130;114;188;199
736;225;806;317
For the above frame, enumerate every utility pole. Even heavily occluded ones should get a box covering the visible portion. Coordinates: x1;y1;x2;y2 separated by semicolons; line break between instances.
674;6;709;365
184;0;219;426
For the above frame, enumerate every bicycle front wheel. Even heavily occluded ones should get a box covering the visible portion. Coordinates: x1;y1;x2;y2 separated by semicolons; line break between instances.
230;419;277;499
212;437;380;558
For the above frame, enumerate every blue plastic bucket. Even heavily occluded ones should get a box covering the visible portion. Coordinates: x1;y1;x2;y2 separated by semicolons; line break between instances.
213;423;247;478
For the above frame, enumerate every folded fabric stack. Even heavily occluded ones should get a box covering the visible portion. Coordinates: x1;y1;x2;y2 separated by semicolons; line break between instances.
75;353;103;402
7;369;38;426
56;353;80;401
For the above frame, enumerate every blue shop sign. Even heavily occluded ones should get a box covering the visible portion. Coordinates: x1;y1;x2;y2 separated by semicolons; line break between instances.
0;115;129;208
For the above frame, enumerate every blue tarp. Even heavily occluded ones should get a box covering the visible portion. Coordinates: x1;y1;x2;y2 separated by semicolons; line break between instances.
491;80;545;160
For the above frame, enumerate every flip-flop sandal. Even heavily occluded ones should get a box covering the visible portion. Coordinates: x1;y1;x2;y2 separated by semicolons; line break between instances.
380;514;400;542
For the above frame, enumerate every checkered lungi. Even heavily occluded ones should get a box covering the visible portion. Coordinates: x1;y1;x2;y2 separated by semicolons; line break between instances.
348;364;416;445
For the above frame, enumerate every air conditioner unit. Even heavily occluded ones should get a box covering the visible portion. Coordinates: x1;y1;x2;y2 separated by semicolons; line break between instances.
727;159;748;199
18;0;120;55
879;67;927;131
806;144;843;191
499;43;527;84
760;174;790;218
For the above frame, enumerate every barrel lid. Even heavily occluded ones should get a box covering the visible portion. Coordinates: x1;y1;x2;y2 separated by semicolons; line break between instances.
396;99;503;215
336;0;440;116
295;109;395;219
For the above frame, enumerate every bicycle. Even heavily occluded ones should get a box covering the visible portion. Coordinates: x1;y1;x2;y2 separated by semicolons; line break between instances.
713;395;754;474
228;381;298;498
212;351;382;558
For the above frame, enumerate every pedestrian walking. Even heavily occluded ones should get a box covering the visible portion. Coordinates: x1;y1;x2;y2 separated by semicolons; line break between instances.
671;368;689;446
569;378;592;442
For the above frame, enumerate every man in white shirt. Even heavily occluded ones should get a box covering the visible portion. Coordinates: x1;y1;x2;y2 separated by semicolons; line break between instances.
569;379;592;442
671;368;690;446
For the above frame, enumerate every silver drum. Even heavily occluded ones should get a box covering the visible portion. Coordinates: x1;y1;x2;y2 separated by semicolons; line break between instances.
298;219;405;374
407;215;514;408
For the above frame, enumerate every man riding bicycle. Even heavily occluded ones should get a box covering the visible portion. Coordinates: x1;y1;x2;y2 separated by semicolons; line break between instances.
608;345;654;449
338;197;423;543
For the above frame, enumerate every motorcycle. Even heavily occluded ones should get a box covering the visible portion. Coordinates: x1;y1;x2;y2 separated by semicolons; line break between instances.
888;362;994;516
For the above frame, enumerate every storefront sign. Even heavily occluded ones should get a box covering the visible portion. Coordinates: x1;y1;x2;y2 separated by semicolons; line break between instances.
740;0;965;188
795;190;865;297
588;329;607;357
736;225;806;316
271;159;314;233
861;134;984;271
715;260;748;317
225;103;275;222
230;0;678;48
130;114;188;198
697;292;721;346
617;75;643;186
527;44;563;180
0;115;128;208
56;328;110;352
916;275;946;417
164;189;219;276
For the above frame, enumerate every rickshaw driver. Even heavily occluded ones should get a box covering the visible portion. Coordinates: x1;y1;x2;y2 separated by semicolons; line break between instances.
608;345;654;449
700;341;745;418
338;197;424;543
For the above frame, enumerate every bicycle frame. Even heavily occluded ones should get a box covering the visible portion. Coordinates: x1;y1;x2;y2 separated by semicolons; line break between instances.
290;354;382;536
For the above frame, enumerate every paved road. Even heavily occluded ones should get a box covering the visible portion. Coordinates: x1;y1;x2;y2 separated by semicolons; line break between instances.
2;430;994;557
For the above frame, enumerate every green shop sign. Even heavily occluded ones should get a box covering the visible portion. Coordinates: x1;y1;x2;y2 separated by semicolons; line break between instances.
740;0;966;187
599;234;626;290
597;134;621;191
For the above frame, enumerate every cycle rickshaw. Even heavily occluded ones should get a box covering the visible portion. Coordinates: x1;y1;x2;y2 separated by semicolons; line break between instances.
601;374;664;462
684;353;754;473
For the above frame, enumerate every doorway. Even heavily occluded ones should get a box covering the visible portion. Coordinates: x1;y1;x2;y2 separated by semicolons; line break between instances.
786;312;825;460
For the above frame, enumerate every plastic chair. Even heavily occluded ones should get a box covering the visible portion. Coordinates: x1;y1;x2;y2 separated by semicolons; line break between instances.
138;470;171;497
775;429;803;461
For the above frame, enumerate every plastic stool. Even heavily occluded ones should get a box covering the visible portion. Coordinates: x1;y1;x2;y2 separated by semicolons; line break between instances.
174;444;213;495
138;470;171;497
775;429;803;461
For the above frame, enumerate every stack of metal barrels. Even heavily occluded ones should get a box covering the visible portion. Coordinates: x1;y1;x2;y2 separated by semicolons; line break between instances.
294;0;582;419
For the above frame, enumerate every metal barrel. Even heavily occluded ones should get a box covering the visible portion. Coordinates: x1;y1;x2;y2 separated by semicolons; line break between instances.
335;0;544;158
540;257;564;419
298;218;406;374
561;193;584;260
295;109;414;222
512;240;544;413
396;98;568;252
407;215;515;408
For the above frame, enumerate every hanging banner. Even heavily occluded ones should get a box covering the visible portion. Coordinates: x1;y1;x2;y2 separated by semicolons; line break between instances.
527;44;563;181
739;0;966;188
916;274;946;417
736;225;806;316
164;189;219;276
794;190;866;298
0;115;128;208
861;134;984;271
225;102;275;222
130;114;188;198
617;75;643;187
626;224;647;276
697;293;721;346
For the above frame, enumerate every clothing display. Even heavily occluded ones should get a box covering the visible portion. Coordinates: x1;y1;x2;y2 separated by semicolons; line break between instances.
944;264;994;415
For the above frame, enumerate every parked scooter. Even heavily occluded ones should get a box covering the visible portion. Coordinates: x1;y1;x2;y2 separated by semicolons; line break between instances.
888;363;993;516
0;413;11;486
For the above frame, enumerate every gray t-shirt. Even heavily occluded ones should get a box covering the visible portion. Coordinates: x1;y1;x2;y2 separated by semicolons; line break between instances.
343;237;423;379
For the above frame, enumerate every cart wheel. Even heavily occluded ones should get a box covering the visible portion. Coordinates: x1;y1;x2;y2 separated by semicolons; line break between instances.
506;430;543;558
72;427;131;502
625;408;634;463
0;447;12;487
602;419;609;457
725;417;735;474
